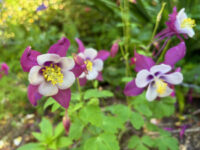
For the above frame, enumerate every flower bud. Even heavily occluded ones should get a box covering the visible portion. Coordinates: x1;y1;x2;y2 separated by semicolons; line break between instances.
62;110;70;135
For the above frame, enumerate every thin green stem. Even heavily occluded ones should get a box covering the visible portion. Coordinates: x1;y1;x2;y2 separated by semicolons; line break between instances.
147;2;166;52
77;78;83;101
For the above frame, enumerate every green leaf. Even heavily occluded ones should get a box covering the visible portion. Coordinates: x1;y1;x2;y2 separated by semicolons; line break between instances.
128;136;140;149
121;77;133;83
84;89;113;100
79;104;103;126
54;122;65;138
135;104;152;117
17;143;45;150
57;137;72;148
105;104;131;123
148;97;176;118
39;118;53;138
141;136;154;147
32;132;45;142
68;119;85;140
101;115;124;133
84;133;120;150
136;144;149;150
51;102;61;112
155;135;179;150
130;112;144;130
43;98;55;110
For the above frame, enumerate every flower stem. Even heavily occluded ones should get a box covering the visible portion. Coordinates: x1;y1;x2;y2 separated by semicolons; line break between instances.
76;78;83;101
147;2;166;52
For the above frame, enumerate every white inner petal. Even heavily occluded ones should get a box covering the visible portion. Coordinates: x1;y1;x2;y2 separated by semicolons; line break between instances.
37;54;60;66
146;83;157;101
86;69;98;80
135;69;151;88
84;48;98;60
162;72;183;85
38;82;58;96
150;64;171;75
57;71;75;89
93;59;103;71
28;66;44;85
59;57;75;70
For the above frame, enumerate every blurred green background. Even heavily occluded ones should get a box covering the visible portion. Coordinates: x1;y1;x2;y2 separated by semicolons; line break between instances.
0;0;200;133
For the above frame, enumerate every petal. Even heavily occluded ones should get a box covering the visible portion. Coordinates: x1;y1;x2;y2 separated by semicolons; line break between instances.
52;89;71;108
96;50;110;61
134;51;155;72
57;71;75;89
177;8;187;22
74;55;85;65
1;63;9;75
84;48;98;60
48;37;70;57
86;69;98;80
166;7;178;31
93;59;103;71
162;72;183;85
37;54;60;66
97;72;103;81
75;38;85;53
164;42;186;67
124;79;144;96
28;84;42;106
28;66;44;85
158;86;173;97
110;43;119;58
146;83;157;101
135;69;151;88
38;82;58;96
150;64;171;75
79;77;87;86
71;64;84;77
60;57;75;70
20;46;41;72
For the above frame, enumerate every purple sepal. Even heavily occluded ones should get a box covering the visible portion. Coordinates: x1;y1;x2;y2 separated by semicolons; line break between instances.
134;51;155;72
166;7;178;32
97;72;103;81
48;37;70;57
52;89;71;109
110;42;119;57
79;77;87;86
96;50;110;61
75;38;85;53
28;84;42;106
71;64;84;77
164;42;186;67
124;79;144;96
20;46;41;72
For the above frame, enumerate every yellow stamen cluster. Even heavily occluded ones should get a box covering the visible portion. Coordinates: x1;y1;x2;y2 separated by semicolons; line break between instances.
155;79;167;95
42;64;64;85
84;60;93;71
181;18;196;28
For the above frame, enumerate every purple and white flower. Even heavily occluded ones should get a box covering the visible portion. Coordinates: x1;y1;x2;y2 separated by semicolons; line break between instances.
156;7;196;41
124;42;186;101
135;64;183;101
72;38;110;86
20;37;75;108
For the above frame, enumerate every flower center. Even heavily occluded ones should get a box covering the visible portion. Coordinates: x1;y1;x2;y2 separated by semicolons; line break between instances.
84;60;93;71
181;18;196;28
155;79;167;95
42;64;64;85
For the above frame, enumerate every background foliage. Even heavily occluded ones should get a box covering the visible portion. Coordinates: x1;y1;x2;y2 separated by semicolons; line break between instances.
0;0;200;150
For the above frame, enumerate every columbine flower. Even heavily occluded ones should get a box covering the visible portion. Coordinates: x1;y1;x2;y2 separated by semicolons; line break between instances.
72;38;110;86
135;64;183;101
124;42;185;101
20;37;75;108
0;63;9;79
156;7;196;41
